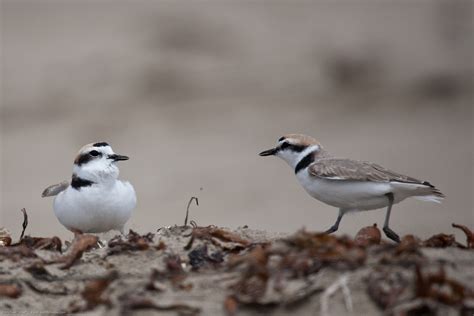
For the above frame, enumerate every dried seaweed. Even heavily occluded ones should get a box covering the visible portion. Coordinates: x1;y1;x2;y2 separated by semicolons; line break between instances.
188;244;224;270
120;295;201;316
366;268;409;309
0;283;22;298
184;225;250;251
68;271;118;312
423;233;457;248
283;230;366;268
51;234;98;269
0;243;38;261
18;236;62;252
147;255;192;290
0;228;12;247
452;223;474;249
24;261;54;281
224;295;238;316
415;265;474;306
354;224;381;247
107;230;155;255
24;280;69;296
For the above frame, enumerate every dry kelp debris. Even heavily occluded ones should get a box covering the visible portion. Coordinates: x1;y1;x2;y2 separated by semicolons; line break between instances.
354;223;381;247
0;243;38;261
0;228;12;247
188;244;224;270
120;294;201;316
68;271;118;313
184;225;251;251
452;223;474;249
226;229;369;307
0;283;22;299
146;254;192;291
414;265;474;306
227;243;325;308
282;229;366;268
367;265;474;314
24;280;69;296
423;233;458;248
366;268;409;309
50;234;98;269
24;261;54;281
17;236;62;252
107;230;155;255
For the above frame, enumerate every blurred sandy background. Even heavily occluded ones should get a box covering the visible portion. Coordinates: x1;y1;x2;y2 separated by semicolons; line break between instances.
1;1;472;241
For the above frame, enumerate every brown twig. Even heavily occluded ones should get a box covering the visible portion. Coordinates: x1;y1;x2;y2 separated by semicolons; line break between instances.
19;208;28;240
184;197;199;226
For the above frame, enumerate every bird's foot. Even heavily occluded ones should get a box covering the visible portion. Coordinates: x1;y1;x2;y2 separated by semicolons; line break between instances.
383;227;400;243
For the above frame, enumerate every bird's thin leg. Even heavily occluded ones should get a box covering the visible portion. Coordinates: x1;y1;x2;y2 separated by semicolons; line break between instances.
383;193;400;243
325;209;344;234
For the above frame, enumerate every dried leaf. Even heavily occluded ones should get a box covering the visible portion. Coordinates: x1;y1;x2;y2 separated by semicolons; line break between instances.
121;296;201;316
224;295;238;316
19;236;62;252
0;228;12;247
0;283;22;298
24;261;54;281
108;230;154;255
423;233;456;248
415;265;474;306
355;224;381;247
52;234;98;269
185;226;250;251
452;223;474;249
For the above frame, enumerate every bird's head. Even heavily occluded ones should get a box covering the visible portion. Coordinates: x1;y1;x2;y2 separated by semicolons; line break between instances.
73;142;129;182
259;134;323;169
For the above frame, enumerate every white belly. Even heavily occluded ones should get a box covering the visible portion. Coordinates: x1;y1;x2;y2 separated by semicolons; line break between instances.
53;181;136;233
296;170;405;211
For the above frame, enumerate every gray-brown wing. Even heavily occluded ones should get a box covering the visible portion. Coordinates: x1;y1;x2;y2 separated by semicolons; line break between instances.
308;158;423;184
41;180;69;197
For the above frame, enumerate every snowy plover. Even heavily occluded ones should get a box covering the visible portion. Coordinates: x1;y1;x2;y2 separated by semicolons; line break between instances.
259;134;444;242
42;142;136;234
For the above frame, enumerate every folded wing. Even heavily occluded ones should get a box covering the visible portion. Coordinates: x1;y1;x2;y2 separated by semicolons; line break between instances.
41;180;69;197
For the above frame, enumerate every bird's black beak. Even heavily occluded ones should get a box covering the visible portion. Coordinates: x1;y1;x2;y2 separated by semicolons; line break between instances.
259;148;278;156
108;154;129;161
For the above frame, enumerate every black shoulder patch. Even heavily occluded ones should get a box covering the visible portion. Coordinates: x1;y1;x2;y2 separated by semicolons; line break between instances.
71;174;95;190
93;142;109;147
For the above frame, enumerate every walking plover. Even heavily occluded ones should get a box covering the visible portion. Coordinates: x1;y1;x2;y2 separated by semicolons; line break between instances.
259;134;444;242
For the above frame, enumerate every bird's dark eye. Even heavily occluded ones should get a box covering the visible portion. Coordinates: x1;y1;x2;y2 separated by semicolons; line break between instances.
89;150;100;156
280;142;290;149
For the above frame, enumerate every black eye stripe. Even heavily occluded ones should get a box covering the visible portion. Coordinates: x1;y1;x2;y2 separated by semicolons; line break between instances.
74;151;102;165
89;150;100;156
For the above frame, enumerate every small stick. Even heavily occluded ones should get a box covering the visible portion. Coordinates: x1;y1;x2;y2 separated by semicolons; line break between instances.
320;274;353;316
184;197;199;227
20;208;28;240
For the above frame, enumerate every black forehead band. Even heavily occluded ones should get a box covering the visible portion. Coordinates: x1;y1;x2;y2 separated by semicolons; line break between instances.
278;137;286;142
93;142;109;147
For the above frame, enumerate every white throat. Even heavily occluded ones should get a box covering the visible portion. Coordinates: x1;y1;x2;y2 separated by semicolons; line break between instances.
73;161;119;183
277;145;320;170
